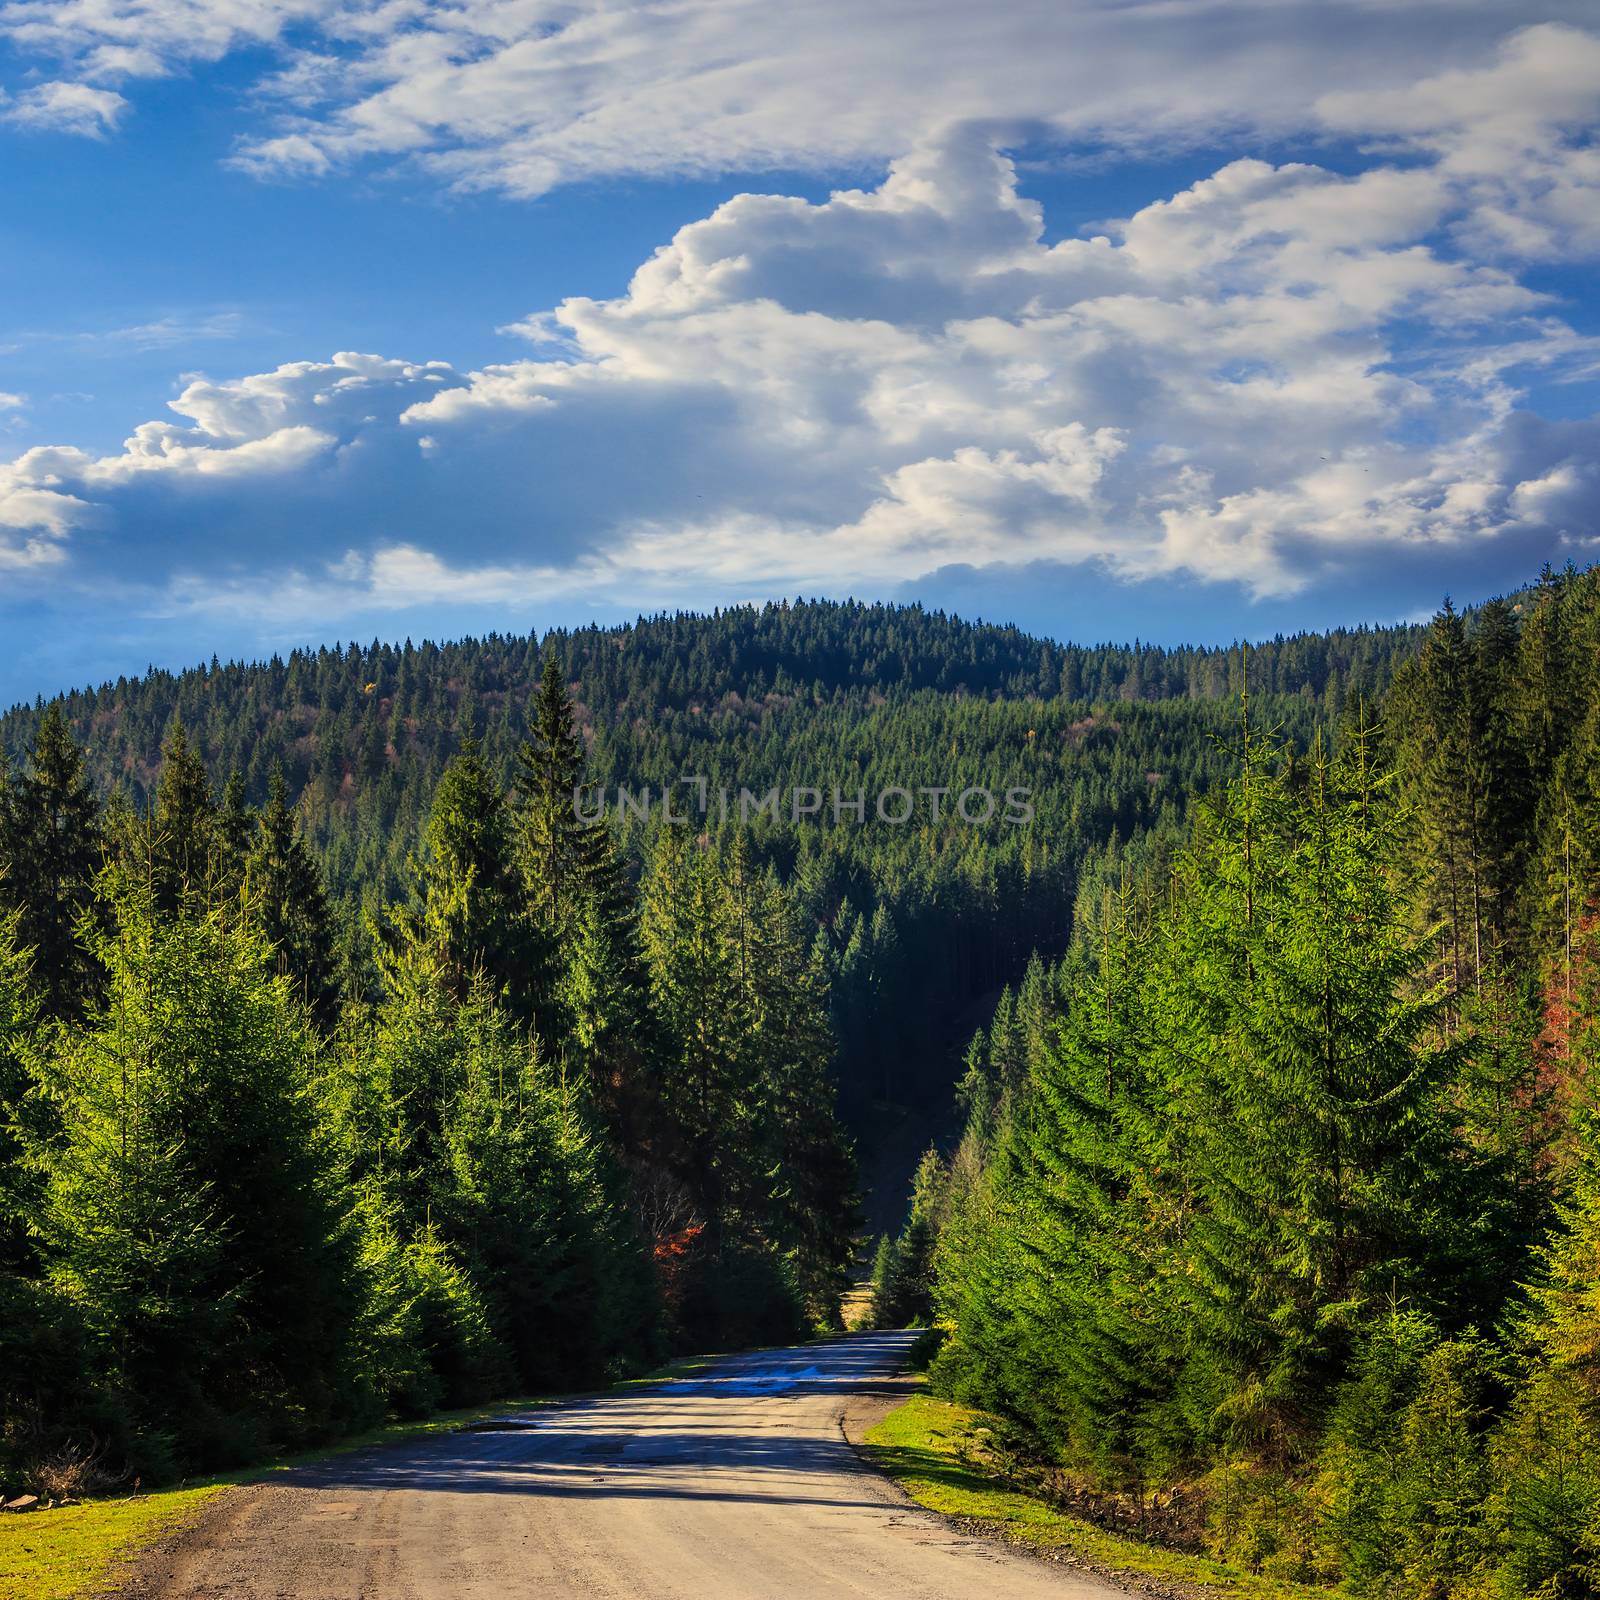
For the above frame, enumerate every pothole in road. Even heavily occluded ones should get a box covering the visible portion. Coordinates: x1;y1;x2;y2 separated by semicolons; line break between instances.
459;1420;541;1433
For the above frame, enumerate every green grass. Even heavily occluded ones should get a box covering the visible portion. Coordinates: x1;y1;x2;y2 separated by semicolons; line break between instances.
0;1484;221;1600
862;1390;1329;1600
0;1355;714;1600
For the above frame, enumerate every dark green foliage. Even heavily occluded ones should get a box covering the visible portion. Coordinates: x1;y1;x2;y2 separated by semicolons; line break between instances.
0;914;136;1484
1483;1108;1600;1596
31;880;367;1470
0;907;39;1274
0;599;1425;1117
397;1227;513;1409
517;652;588;939
641;830;749;1216
0;1270;139;1486
145;722;223;912
1314;1313;1502;1594
249;767;341;1028
868;1148;943;1328
923;568;1600;1597
385;737;551;1024
1151;725;1481;1448
672;1235;808;1352
641;832;858;1335
5;577;1599;1543
0;704;103;1020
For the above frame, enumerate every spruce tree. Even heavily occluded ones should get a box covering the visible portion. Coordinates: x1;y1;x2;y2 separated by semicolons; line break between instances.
147;722;221;913
340;941;654;1398
640;831;745;1218
1159;725;1469;1447
0;704;103;1019
559;870;656;1142
516;652;588;939
389;738;549;1024
34;876;365;1465
517;657;654;1120
0;908;39;1274
216;771;255;901
250;766;341;1028
738;869;858;1321
1393;604;1484;1000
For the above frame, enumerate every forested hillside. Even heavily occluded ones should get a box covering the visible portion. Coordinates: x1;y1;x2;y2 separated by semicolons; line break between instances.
0;591;1454;1508
874;565;1600;1596
0;600;1422;1117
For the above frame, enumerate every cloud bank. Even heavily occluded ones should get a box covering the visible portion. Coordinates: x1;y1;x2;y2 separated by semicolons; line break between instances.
3;1;1596;196
0;16;1598;639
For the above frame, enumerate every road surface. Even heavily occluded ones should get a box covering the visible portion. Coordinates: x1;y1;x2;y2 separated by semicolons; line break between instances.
127;1330;1130;1599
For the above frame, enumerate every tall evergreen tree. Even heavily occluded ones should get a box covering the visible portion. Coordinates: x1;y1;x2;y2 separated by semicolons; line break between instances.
33;877;365;1467
1394;603;1485;1000
215;771;255;901
737;868;858;1320
388;738;549;1024
0;704;103;1019
0;907;38;1274
640;832;746;1218
146;722;221;913
250;766;341;1029
516;653;588;939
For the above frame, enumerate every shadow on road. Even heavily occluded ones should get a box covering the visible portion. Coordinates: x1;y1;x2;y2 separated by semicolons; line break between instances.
280;1330;921;1511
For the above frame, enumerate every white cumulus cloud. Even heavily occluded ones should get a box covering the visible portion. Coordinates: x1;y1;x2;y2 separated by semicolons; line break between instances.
3;93;1597;615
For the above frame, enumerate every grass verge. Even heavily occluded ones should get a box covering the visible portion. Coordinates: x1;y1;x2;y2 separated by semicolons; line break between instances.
0;1484;220;1600
861;1389;1327;1600
0;1355;716;1600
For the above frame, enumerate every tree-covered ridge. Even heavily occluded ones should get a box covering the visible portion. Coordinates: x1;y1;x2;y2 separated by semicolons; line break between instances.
1;598;1422;800
0;599;1428;1117
878;564;1600;1596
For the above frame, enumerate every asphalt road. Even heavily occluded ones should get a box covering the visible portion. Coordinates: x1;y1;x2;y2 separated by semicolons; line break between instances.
127;1330;1130;1599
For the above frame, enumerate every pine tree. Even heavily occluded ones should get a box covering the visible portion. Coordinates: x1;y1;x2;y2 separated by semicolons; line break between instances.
738;869;858;1322
33;876;366;1466
872;1147;942;1327
432;984;652;1388
518;657;655;1121
0;704;103;1019
0;907;39;1274
1159;725;1470;1449
943;870;1173;1468
388;738;549;1025
337;943;655;1398
516;653;587;939
1394;603;1485;1000
1469;596;1533;959
146;722;221;913
216;772;254;901
250;766;341;1029
640;832;746;1218
559;870;655;1142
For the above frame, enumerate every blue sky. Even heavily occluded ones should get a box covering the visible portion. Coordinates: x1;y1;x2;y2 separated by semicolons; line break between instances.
2;2;1599;706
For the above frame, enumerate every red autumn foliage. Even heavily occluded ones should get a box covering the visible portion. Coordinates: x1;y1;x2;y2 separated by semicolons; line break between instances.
1533;908;1600;1169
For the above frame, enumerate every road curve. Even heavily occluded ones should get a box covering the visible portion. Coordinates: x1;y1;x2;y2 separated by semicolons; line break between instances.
127;1330;1129;1599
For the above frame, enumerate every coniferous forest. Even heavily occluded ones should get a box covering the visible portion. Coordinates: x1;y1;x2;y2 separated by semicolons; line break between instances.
873;566;1600;1595
3;574;1599;1594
